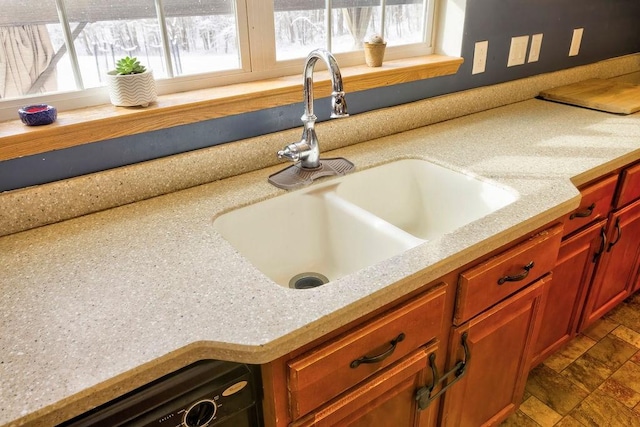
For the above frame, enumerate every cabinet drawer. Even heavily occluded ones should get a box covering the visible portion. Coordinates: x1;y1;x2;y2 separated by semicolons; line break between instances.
292;343;437;427
615;162;640;209
288;284;447;420
563;174;617;237
454;224;562;325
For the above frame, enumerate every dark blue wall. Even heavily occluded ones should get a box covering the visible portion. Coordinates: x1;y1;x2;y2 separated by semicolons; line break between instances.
2;0;639;191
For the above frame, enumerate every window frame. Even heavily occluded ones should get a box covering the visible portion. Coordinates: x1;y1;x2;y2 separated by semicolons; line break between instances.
0;0;440;121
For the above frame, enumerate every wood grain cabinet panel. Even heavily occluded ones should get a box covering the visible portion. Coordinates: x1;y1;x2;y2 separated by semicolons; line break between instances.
455;224;562;325
441;276;549;427
288;284;447;420
562;174;617;237
580;199;640;330
292;342;439;427
615;161;640;209
532;220;605;366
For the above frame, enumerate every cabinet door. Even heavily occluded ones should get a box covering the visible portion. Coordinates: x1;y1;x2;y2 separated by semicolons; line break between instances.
615;161;640;209
532;221;605;366
440;276;548;427
292;343;439;427
580;199;640;330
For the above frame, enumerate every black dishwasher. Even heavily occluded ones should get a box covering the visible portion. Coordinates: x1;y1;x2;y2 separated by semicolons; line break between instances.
59;360;262;427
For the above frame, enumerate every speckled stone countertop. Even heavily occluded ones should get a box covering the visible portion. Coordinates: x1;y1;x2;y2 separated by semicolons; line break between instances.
2;76;640;425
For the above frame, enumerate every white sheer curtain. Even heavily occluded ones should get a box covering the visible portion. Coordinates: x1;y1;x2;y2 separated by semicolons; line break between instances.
0;25;56;98
343;7;372;49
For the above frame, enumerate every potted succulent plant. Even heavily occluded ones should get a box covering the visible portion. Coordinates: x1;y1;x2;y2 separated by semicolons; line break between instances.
106;56;157;107
364;34;387;67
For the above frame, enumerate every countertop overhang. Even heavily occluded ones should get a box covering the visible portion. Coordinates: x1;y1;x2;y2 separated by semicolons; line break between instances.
2;95;640;426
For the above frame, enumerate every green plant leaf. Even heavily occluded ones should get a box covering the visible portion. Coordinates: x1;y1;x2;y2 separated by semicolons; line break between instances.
115;56;147;75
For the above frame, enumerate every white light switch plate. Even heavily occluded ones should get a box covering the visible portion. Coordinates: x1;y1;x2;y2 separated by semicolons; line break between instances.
508;35;529;67
569;28;583;56
528;33;543;63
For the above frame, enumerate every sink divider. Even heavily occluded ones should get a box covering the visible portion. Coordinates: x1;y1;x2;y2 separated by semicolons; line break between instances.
321;191;425;249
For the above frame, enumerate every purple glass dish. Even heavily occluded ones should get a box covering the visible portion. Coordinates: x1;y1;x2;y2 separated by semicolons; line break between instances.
18;104;57;126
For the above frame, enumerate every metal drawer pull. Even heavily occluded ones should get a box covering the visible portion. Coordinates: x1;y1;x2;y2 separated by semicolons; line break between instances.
497;261;535;285
593;226;607;263
350;333;405;368
415;332;470;410
570;203;596;219
607;217;622;252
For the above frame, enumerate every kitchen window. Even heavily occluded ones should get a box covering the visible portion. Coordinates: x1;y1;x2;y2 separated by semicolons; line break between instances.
0;0;436;121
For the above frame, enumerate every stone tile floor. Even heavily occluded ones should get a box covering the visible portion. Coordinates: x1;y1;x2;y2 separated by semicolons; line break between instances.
501;292;640;427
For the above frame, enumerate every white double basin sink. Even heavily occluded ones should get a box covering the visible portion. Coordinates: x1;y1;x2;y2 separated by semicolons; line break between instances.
213;159;517;288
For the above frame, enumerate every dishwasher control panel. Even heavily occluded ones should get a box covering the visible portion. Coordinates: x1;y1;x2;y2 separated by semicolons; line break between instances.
59;361;262;427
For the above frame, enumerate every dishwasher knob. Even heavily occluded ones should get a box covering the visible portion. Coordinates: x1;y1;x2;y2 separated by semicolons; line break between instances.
183;399;217;427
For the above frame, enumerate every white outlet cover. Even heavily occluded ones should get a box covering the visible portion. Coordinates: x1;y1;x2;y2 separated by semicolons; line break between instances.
508;35;529;67
472;40;489;74
569;28;584;56
528;33;543;63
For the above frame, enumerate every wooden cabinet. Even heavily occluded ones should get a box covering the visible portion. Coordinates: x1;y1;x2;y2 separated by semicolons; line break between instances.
438;225;561;426
560;174;617;237
531;174;617;365
614;161;640;209
288;286;446;419
534;162;640;364
441;276;549;427
262;282;450;427
580;199;640;329
287;285;446;420
292;343;439;427
454;224;562;325
532;221;605;365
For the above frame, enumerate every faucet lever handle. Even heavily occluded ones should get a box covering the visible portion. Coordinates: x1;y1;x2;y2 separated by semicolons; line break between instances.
277;147;299;162
277;141;311;162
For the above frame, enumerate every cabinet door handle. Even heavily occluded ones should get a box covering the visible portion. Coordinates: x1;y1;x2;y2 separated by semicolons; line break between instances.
415;332;471;410
593;226;607;263
607;218;622;252
350;333;405;368
570;203;596;220
497;261;535;285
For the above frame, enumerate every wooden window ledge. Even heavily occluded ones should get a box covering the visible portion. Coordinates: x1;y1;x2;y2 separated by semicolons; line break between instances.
0;55;462;162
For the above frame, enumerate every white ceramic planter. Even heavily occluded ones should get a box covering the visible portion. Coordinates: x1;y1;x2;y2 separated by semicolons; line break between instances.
106;70;157;107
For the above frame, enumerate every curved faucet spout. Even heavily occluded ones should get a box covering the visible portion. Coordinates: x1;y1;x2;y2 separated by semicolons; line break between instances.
302;49;349;124
277;48;349;170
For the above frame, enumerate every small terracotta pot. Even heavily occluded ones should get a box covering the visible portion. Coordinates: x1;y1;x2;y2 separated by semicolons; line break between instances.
364;42;387;67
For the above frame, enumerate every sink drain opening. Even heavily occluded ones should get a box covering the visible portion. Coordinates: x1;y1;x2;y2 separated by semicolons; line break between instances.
289;272;330;289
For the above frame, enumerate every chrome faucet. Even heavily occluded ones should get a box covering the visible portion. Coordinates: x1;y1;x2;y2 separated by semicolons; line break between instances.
277;48;349;169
